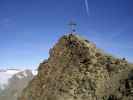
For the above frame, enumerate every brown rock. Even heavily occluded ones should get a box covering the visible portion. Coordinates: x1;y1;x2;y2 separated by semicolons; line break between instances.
18;34;133;100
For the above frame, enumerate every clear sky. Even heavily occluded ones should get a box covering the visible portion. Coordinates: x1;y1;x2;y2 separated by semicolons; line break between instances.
0;0;133;69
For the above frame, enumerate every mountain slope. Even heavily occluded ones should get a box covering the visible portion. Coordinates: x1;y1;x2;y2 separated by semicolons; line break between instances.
0;69;23;89
19;34;133;100
0;69;37;100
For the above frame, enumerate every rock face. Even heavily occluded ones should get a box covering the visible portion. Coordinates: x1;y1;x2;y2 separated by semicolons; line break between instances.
19;34;133;100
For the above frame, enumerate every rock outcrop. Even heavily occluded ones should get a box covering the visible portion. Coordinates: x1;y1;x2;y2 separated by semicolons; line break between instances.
18;34;133;100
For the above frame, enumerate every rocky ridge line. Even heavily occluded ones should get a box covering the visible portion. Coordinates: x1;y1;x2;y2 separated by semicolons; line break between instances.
18;34;133;100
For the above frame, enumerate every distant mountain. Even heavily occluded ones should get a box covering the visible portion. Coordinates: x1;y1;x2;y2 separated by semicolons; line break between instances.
0;69;22;89
0;69;37;100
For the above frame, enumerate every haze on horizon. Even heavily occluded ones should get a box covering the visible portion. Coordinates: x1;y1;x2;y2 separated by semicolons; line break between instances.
0;0;133;69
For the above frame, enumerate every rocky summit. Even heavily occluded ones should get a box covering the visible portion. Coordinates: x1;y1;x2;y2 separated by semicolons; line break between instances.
18;34;133;100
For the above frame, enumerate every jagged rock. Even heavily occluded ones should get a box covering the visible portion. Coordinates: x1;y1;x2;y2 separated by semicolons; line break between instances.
18;34;133;100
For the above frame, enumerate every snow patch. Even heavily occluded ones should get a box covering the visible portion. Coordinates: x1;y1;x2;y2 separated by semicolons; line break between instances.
16;75;23;79
23;71;28;77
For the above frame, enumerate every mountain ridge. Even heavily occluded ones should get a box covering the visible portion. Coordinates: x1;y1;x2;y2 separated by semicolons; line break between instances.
0;69;37;100
0;69;37;89
19;34;133;100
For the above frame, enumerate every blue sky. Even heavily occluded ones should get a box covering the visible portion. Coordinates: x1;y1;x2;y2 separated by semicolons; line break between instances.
0;0;133;69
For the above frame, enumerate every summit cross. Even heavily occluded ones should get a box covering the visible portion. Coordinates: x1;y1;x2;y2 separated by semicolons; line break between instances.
68;21;77;34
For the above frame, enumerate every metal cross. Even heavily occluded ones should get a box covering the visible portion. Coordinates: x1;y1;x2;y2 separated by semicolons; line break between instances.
68;21;77;33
